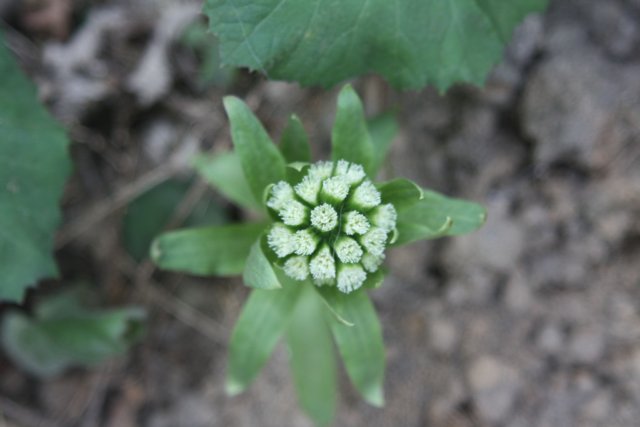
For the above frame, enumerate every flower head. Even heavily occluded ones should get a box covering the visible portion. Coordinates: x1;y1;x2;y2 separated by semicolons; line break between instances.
265;160;396;293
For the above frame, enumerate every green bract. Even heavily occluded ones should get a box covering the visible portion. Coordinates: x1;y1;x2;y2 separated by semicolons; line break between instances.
151;85;486;426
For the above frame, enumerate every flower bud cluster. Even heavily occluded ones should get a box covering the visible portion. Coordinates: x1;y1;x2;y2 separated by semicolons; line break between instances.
266;160;397;293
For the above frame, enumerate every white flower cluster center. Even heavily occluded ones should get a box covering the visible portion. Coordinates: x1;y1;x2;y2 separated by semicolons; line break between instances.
266;160;397;293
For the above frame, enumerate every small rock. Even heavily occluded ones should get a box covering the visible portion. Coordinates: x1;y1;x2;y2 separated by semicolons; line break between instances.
429;318;459;354
568;327;605;364
468;356;521;424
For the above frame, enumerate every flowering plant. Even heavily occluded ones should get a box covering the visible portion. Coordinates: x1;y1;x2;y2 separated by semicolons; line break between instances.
151;85;485;426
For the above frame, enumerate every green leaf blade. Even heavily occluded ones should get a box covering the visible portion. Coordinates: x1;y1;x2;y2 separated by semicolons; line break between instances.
328;290;385;407
194;152;262;211
280;115;311;163
394;188;486;246
242;238;282;290
205;0;548;90
0;36;72;302
377;178;423;210
287;285;337;427
368;112;399;177
331;85;374;175
151;222;267;276
227;277;303;395
223;96;287;202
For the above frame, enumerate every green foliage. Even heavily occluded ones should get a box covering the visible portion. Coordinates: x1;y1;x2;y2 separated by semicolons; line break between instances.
123;179;228;261
181;20;236;87
152;86;485;425
204;0;548;90
151;222;266;276
0;36;71;302
1;287;144;377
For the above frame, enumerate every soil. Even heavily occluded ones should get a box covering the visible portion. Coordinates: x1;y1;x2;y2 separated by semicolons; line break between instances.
1;0;640;426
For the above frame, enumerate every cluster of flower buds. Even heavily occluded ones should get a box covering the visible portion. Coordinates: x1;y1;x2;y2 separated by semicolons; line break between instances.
266;160;397;293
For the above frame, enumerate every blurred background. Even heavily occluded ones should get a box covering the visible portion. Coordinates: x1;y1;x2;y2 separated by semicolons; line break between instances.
1;0;639;426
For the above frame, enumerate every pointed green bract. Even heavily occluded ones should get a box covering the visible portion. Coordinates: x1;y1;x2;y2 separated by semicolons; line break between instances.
377;178;423;209
287;285;337;427
0;36;72;302
227;276;303;395
243;238;282;289
194;152;262;212
280;115;311;163
394;188;486;246
328;290;385;407
314;286;355;327
331;85;374;176
368;112;399;177
223;96;287;202
151;223;266;276
205;0;548;90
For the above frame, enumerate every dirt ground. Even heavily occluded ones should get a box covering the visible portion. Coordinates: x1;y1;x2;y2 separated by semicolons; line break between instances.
1;0;640;426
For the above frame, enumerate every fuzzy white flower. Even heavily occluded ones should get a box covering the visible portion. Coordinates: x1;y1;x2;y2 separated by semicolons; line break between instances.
351;180;381;209
295;175;321;205
310;204;338;232
342;211;370;235
284;256;309;281
360;227;388;256
267;223;296;258
361;252;384;273
321;176;349;202
278;200;308;227
266;181;294;211
369;203;397;232
337;264;367;293
335;160;365;185
334;237;363;264
308;161;334;180
294;228;318;256
309;246;336;282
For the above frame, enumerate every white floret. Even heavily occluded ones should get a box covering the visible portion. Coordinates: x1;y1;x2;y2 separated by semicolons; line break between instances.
294;175;321;205
309;246;336;281
310;204;338;232
342;211;370;235
267;223;296;258
334;160;366;185
278;200;308;227
369;203;397;232
334;159;350;176
337;265;367;293
360;227;388;256
361;252;384;273
266;181;294;211
351;180;381;209
334;237;363;264
321;176;350;202
293;228;318;256
307;161;334;181
284;256;309;281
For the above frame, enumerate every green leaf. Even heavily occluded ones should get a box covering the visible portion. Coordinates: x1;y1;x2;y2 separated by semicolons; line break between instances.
377;178;423;209
123;179;228;261
287;285;337;427
368;112;399;177
227;275;303;395
1;287;144;378
223;96;287;202
314;286;355;327
280;115;311;163
0;36;72;302
204;0;548;90
242;237;282;289
394;188;486;246
328;290;385;407
331;85;374;175
193;152;262;212
151;222;266;276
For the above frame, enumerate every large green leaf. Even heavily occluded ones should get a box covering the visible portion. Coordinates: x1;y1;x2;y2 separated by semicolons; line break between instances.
1;287;144;377
328;290;385;407
367;112;398;177
151;222;267;276
204;0;548;90
280;115;311;163
242;237;282;289
193;152;262;212
0;37;71;302
287;285;337;427
394;188;486;246
226;275;303;395
223;96;287;202
377;178;423;210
